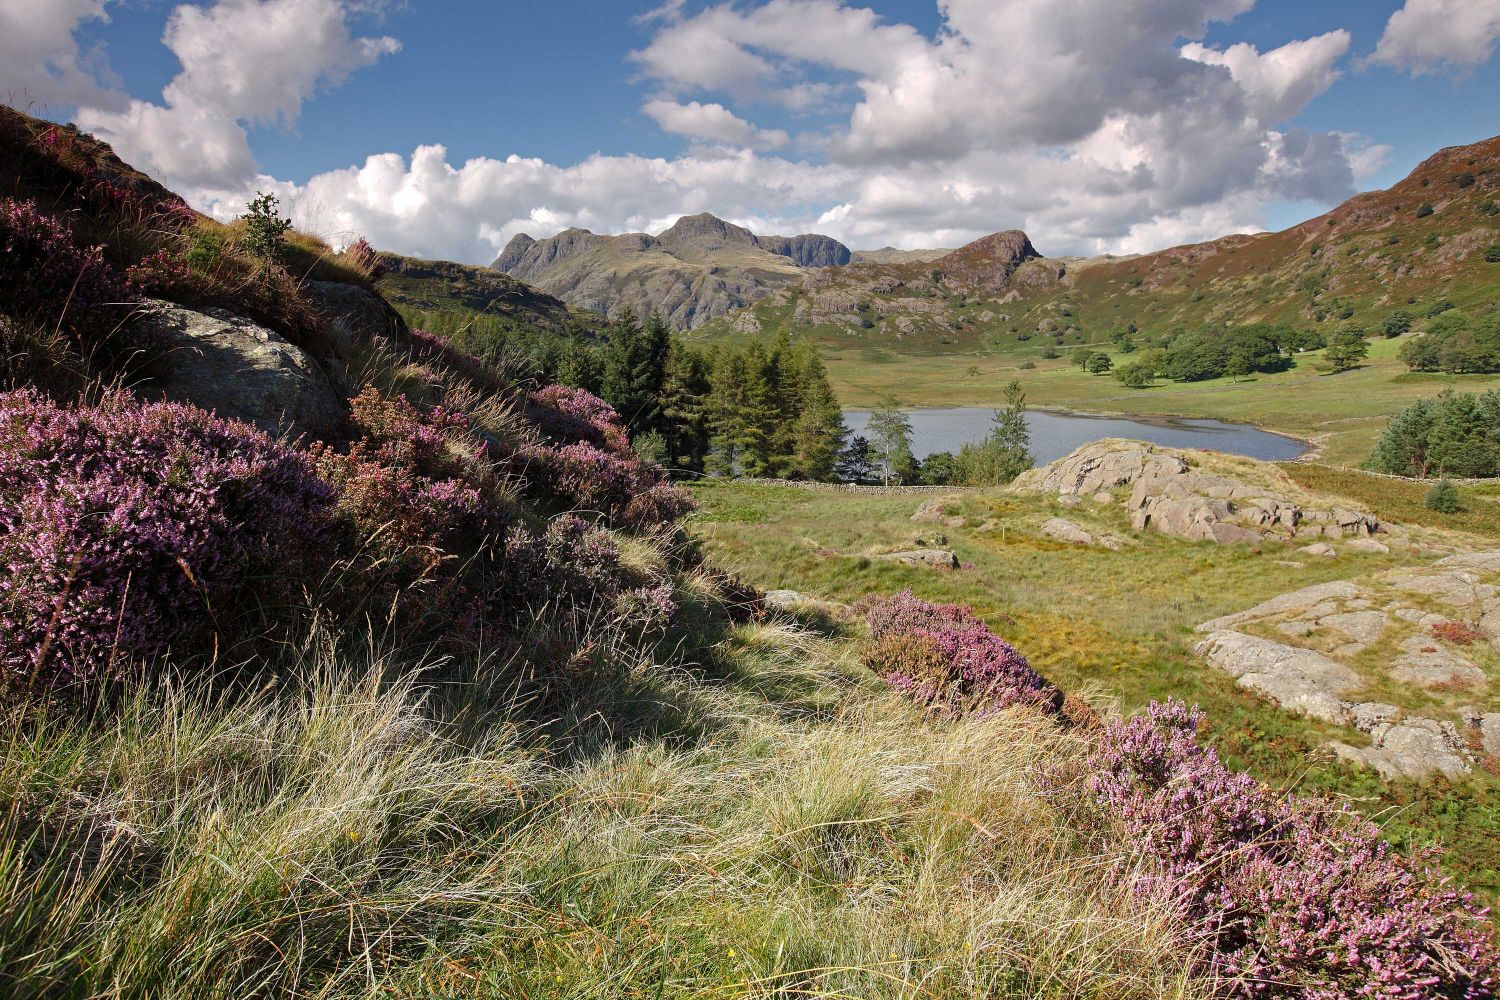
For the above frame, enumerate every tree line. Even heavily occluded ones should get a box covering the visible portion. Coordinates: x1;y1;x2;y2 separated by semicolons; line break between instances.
400;306;1034;486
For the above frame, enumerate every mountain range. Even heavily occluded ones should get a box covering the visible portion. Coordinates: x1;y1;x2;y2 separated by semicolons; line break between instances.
696;134;1500;351
491;213;852;330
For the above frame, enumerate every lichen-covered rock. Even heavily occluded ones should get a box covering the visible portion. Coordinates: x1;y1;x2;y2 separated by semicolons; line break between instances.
1193;631;1361;724
134;300;344;440
1016;440;1380;546
1041;517;1122;550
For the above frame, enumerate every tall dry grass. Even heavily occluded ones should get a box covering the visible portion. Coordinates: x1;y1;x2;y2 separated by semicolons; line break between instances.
0;604;1210;999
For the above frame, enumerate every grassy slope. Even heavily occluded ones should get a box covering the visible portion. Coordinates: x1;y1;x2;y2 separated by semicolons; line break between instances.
685;477;1500;898
693;136;1500;462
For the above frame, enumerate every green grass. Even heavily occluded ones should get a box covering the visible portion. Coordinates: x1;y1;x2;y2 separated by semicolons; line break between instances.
685;478;1500;898
0;583;1211;998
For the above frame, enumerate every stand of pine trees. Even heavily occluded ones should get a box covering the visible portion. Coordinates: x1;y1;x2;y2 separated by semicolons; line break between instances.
542;312;850;480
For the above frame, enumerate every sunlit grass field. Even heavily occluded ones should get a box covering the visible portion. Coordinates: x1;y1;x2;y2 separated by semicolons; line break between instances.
686;476;1500;898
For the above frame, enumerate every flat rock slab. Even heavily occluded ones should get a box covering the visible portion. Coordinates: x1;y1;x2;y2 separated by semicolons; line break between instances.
1194;631;1360;725
1197;581;1363;633
877;549;959;569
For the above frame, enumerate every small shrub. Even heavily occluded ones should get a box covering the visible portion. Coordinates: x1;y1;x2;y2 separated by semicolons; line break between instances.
239;191;292;265
1425;479;1463;513
1485;245;1500;264
344;236;384;280
1431;620;1484;646
858;590;1062;717
0;198;136;342
1416;203;1435;219
0;390;333;691
1087;700;1500;997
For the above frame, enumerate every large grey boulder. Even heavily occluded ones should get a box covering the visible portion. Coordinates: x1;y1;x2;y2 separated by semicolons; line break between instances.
135;300;345;441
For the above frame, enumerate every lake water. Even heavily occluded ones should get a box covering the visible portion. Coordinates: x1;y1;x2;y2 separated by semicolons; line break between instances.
841;407;1306;466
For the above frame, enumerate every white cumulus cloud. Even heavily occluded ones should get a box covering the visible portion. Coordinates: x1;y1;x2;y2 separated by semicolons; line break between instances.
75;0;398;199
0;0;126;112
643;99;789;150
1369;0;1500;76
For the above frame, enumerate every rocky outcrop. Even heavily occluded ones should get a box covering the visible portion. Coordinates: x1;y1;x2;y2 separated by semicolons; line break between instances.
1193;554;1500;779
375;253;595;334
134;300;345;440
912;496;965;527
1013;441;1380;546
759;233;852;269
489;213;849;330
878;549;960;569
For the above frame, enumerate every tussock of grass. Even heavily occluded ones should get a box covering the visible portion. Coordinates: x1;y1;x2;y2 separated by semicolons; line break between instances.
0;612;1211;998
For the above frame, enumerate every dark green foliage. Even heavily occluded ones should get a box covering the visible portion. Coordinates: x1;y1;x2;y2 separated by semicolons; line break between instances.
1415;203;1435;219
1071;346;1093;369
1383;312;1412;338
952;380;1033;486
1485;245;1500;264
1398;311;1500;373
1084;352;1113;375
1113;360;1156;388
836;434;874;483
1156;325;1294;382
1322;329;1369;372
240;192;292;265
1424;479;1463;513
1369;390;1500;478
918;450;956;485
600;310;671;434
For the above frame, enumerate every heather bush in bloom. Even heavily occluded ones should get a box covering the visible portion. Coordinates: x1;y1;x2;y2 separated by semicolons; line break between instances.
0;389;333;690
345;236;383;280
526;383;631;453
124;247;196;299
858;590;1062;717
522;384;694;531
314;389;511;630
0;197;136;342
1087;699;1499;998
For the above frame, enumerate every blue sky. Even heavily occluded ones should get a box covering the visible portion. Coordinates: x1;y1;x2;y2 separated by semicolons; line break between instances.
8;0;1500;261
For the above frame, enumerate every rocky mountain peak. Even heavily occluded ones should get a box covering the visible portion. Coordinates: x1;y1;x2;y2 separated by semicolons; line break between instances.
657;212;760;250
937;230;1043;291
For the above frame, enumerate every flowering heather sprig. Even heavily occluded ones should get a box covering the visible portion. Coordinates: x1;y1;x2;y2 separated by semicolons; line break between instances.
0;197;136;339
124;248;196;299
858;590;1062;717
344;237;384;280
1088;699;1500;998
0;390;333;689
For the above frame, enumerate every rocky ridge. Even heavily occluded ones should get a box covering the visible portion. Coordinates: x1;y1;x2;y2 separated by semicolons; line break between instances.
490;213;850;330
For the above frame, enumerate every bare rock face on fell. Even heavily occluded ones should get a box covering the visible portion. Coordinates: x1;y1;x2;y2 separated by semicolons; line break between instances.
1012;440;1380;545
490;213;851;331
134;300;345;441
